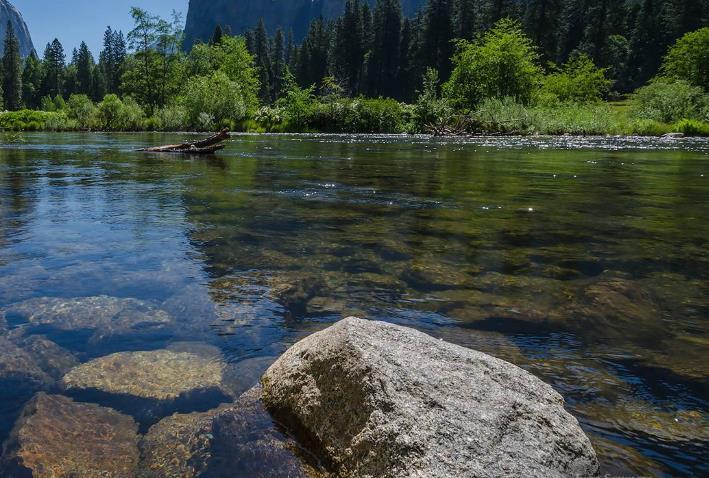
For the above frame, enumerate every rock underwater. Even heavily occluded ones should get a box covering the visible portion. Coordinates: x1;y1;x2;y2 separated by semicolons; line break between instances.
261;317;599;478
0;393;140;477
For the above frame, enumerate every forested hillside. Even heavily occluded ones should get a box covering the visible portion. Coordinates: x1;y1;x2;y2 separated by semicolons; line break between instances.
245;0;708;101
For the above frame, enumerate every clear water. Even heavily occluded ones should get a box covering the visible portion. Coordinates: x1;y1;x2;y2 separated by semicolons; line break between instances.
0;133;707;476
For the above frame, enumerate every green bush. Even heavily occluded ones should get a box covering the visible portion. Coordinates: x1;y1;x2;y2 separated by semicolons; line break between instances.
628;119;672;136
662;27;709;90
95;94;147;131
469;99;623;135
674;119;709;136
0;110;71;131
542;54;612;103
154;104;188;131
445;19;542;109
530;103;622;135
413;68;454;132
182;71;252;130
67;94;97;129
631;79;708;123
474;97;536;134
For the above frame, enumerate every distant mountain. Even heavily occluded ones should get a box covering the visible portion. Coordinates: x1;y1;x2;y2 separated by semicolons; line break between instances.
0;0;34;57
184;0;427;49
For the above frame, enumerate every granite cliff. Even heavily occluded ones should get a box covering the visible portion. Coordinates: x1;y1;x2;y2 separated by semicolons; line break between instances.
184;0;426;49
0;0;34;57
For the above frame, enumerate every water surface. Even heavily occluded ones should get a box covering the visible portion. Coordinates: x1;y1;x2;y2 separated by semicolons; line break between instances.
0;133;707;476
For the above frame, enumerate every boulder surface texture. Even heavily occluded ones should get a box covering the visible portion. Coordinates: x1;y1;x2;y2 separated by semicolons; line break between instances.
261;317;599;478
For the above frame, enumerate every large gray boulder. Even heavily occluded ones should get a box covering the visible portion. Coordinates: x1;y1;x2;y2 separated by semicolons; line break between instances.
261;317;599;478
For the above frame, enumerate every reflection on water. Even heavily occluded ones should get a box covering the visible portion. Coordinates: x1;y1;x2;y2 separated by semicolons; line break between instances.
0;133;707;476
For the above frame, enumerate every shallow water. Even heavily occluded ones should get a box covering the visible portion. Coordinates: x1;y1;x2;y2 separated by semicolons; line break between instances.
0;132;707;476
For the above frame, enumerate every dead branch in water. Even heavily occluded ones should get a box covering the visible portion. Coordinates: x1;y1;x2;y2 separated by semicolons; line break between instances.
138;129;230;154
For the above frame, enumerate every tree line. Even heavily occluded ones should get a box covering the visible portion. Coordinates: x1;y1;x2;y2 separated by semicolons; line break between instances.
245;0;707;102
0;2;705;136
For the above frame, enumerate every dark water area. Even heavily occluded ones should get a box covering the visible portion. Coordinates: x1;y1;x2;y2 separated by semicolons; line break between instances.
0;133;707;476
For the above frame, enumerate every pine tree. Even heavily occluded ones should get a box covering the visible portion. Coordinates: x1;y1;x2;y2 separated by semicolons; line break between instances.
91;63;106;101
99;26;126;94
333;0;367;95
21;52;42;108
453;0;477;40
297;17;331;88
398;18;415;101
626;0;671;89
421;0;454;79
2;21;22;110
40;39;65;99
368;0;403;97
254;19;273;102
210;24;224;45
76;41;94;95
272;28;286;99
523;0;563;62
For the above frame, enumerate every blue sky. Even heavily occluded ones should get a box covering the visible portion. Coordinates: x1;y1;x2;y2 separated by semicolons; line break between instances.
13;0;189;57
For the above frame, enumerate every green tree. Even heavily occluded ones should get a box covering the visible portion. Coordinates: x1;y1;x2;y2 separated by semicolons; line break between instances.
99;27;127;94
75;41;94;96
333;0;366;95
542;53;612;103
21;52;42;108
661;27;709;90
40;39;65;99
453;0;477;40
253;19;273;103
182;71;253;129
524;0;563;62
368;0;403;98
3;21;22;110
272;28;286;99
444;19;542;109
210;24;224;46
125;7;161;113
421;0;454;79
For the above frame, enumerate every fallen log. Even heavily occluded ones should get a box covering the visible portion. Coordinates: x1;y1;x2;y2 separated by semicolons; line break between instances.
139;129;230;154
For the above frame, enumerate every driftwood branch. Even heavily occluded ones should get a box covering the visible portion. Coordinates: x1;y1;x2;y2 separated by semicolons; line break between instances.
139;129;230;154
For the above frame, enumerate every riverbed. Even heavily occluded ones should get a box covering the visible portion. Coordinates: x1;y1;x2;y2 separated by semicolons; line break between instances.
0;133;707;476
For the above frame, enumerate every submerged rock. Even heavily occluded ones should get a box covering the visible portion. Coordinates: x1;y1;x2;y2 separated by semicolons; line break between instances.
0;336;77;442
61;350;232;427
261;317;599;478
564;278;664;341
140;387;324;478
13;335;79;380
2;295;173;351
577;400;709;443
268;273;326;316
0;337;53;394
0;393;140;477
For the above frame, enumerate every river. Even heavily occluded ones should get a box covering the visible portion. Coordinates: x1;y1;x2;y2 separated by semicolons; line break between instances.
0;133;707;476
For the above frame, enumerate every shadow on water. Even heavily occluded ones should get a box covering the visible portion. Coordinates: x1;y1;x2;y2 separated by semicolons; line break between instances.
0;133;708;476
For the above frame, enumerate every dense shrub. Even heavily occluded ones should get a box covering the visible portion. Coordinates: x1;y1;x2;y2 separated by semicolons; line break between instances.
0;110;70;131
445;19;542;109
182;72;252;130
674;119;709;136
631;79;708;123
541;54;612;103
275;73;318;130
413;69;454;132
95;94;147;131
154;105;189;131
662;27;709;90
66;94;97;129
